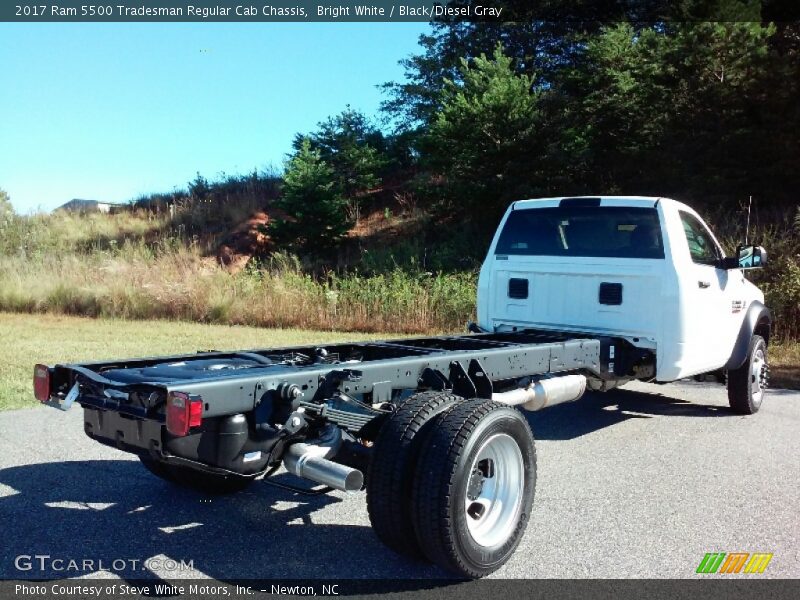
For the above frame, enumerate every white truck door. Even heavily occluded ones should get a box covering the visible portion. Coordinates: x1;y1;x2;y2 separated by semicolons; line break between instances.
678;211;737;371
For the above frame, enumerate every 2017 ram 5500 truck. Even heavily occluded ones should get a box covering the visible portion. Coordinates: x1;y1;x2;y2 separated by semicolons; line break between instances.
33;196;771;578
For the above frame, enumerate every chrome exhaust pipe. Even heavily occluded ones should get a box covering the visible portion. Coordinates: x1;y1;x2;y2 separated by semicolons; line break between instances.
492;374;587;411
282;429;364;492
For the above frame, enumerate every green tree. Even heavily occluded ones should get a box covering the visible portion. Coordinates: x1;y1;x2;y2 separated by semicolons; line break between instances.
665;20;785;201
380;2;663;131
424;45;542;225
555;23;677;193
269;139;351;256
294;108;388;219
382;1;800;208
560;18;782;201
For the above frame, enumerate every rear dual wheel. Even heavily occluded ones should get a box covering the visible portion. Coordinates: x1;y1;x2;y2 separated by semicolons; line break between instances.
366;391;462;557
367;392;536;578
412;399;536;578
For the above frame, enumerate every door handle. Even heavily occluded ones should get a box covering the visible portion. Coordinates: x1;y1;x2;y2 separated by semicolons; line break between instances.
698;280;711;289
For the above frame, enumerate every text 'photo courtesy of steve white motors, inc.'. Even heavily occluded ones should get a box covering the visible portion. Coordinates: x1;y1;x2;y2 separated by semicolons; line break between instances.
14;583;272;598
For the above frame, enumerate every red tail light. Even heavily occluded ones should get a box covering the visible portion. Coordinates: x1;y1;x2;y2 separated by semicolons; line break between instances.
33;364;52;402
166;391;203;436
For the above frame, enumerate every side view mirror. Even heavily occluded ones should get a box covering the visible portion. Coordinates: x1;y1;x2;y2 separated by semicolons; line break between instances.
722;244;767;270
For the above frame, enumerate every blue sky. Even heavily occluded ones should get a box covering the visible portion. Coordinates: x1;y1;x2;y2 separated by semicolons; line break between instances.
0;23;430;213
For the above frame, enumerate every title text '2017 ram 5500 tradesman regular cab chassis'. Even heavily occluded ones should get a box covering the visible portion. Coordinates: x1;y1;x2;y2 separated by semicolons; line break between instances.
33;196;771;578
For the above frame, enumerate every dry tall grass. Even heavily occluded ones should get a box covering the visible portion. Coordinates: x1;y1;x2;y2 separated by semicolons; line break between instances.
0;236;476;334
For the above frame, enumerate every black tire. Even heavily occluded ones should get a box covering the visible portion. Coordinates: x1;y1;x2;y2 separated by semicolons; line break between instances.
366;390;462;558
727;334;768;415
411;399;536;578
139;456;253;494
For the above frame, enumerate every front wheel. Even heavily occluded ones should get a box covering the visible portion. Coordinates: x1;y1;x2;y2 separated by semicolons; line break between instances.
411;400;536;578
727;334;769;415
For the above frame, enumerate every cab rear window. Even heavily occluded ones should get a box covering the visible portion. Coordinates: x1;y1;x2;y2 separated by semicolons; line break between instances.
494;206;665;259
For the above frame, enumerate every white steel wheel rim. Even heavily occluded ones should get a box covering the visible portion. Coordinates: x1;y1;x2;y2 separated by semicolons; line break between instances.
751;347;767;404
463;433;525;548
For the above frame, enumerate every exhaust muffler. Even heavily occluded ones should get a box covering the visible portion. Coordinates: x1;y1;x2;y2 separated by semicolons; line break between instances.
282;428;364;492
492;374;587;411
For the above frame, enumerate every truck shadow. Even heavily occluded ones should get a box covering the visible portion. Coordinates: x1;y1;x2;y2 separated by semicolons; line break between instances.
527;386;733;440
0;460;450;583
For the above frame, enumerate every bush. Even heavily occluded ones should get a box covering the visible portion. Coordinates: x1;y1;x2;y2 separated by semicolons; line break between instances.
707;203;800;341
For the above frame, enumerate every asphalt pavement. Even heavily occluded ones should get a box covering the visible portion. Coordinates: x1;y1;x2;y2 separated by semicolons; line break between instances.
1;381;798;580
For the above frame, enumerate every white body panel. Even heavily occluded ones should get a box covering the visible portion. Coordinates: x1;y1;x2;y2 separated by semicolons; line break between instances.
477;196;764;381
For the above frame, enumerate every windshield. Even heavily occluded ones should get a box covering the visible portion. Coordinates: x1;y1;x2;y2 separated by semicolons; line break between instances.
494;206;664;259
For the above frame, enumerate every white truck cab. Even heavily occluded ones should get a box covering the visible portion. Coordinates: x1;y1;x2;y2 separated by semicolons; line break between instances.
478;196;770;411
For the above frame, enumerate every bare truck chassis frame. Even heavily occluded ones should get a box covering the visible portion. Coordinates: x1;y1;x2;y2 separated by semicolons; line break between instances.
41;329;650;488
37;328;653;578
46;329;618;421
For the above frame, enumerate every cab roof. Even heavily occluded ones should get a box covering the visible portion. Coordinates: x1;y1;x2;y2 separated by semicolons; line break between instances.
512;196;672;210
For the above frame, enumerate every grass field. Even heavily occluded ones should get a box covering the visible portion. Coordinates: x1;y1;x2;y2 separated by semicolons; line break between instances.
1;312;797;411
0;312;383;411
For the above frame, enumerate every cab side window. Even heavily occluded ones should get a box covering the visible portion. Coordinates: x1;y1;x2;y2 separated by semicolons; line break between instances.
680;212;720;266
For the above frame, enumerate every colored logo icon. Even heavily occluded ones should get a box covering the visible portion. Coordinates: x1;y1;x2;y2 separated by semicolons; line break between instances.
696;552;773;574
